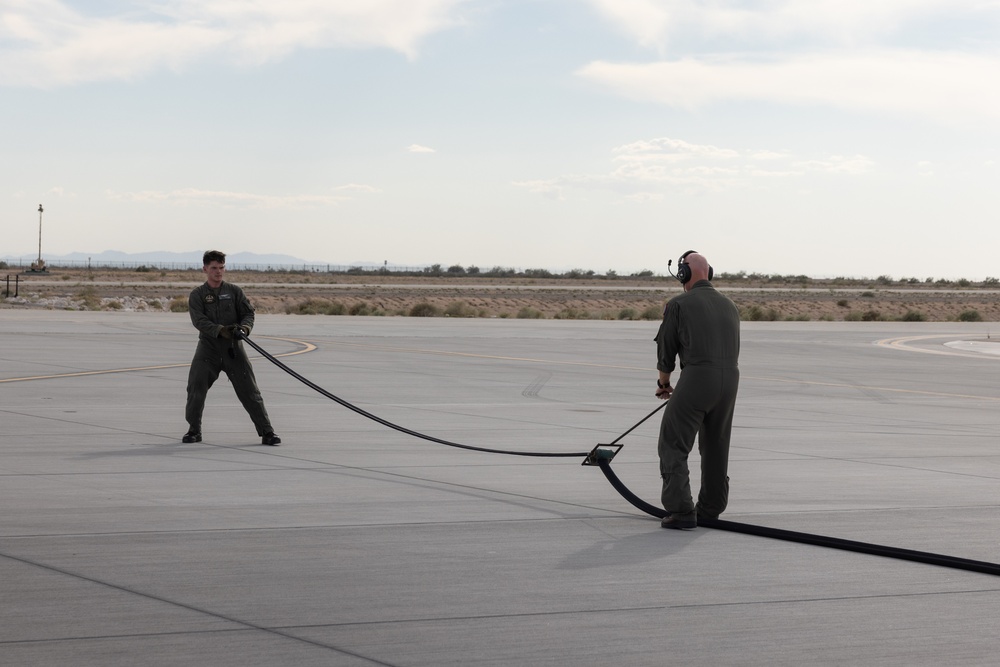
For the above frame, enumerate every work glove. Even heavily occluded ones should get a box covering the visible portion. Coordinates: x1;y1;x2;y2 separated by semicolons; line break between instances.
234;325;250;339
219;325;234;339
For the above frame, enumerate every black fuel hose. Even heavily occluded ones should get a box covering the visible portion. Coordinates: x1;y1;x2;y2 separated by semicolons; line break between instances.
239;332;588;458
597;459;1000;577
244;332;1000;577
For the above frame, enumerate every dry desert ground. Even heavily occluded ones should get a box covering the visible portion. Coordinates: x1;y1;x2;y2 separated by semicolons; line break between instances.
3;268;999;323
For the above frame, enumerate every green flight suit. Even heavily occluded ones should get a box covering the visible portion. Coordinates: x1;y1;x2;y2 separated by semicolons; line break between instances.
654;280;741;521
185;281;274;436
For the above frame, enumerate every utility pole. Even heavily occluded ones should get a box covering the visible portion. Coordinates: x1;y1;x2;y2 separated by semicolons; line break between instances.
29;204;47;272
37;204;43;267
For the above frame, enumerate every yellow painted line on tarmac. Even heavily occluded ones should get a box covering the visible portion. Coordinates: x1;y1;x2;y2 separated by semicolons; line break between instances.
875;334;1000;360
15;333;992;405
0;336;316;384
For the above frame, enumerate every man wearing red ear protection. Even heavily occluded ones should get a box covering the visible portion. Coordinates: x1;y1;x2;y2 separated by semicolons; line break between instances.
654;251;740;529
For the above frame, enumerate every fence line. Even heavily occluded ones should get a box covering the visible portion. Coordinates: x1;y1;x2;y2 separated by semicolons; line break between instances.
0;260;439;273
0;260;624;278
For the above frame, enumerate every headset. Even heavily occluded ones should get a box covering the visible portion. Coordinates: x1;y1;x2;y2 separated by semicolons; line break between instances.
668;250;714;285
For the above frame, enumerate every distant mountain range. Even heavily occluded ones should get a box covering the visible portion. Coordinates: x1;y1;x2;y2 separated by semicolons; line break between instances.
3;249;308;264
0;250;396;268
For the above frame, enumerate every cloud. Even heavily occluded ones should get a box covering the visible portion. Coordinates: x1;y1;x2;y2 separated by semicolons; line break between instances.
333;183;381;194
515;136;874;199
613;137;740;162
0;0;472;87
581;1;1000;124
578;51;1000;123
167;0;472;63
107;187;359;208
792;155;875;175
407;144;436;153
0;0;229;87
588;0;671;50
750;150;792;161
510;179;565;201
623;191;665;203
587;0;998;49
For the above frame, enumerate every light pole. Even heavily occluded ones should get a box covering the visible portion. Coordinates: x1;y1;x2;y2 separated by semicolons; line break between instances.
36;204;44;268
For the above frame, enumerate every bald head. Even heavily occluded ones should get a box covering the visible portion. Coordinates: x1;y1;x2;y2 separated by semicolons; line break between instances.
682;252;712;290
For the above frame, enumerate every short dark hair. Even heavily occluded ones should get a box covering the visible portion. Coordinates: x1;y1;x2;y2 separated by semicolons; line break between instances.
203;250;226;266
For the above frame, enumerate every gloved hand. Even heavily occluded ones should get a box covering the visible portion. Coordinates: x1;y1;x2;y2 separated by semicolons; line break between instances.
235;325;250;339
219;325;234;339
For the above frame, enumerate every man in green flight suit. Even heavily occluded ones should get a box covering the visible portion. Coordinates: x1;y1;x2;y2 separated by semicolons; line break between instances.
654;251;740;529
182;250;281;446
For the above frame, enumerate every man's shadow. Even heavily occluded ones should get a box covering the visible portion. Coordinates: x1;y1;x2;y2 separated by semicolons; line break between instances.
557;520;705;570
75;440;270;460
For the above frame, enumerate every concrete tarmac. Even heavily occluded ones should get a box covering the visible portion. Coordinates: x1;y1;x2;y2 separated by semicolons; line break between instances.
2;311;1000;666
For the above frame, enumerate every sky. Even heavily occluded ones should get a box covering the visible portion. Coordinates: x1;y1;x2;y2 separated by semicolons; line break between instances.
2;0;999;280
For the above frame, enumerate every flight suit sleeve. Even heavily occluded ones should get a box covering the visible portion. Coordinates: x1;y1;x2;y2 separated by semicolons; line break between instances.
233;285;255;334
655;299;681;373
188;286;224;338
